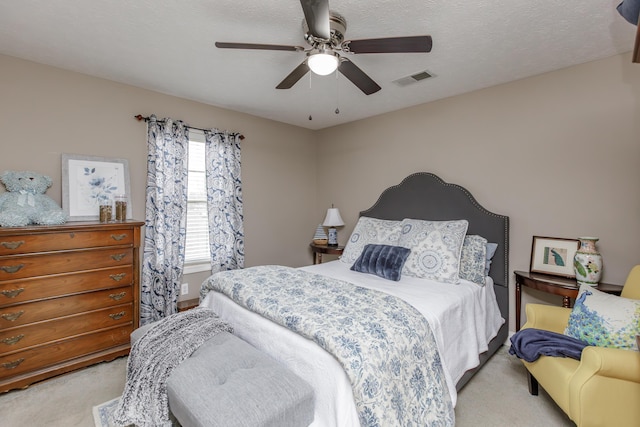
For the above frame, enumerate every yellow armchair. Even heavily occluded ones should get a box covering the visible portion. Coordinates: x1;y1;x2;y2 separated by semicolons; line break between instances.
520;265;640;427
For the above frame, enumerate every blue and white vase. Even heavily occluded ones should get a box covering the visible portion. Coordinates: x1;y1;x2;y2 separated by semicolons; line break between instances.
573;237;603;286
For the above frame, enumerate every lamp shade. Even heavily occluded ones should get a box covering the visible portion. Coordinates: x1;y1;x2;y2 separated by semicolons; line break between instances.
323;207;344;227
308;52;339;75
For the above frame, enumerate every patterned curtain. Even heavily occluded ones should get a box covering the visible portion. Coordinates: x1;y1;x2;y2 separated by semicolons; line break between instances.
140;116;189;325
204;130;244;273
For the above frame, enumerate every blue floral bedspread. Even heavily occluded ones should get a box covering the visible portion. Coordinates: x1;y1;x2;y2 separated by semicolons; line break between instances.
200;265;454;427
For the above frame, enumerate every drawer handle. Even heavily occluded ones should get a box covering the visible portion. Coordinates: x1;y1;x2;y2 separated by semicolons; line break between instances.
1;288;25;298
109;273;126;282
1;241;25;250
109;292;127;301
1;310;24;322
111;253;126;261
1;334;24;346
110;234;127;241
2;358;24;370
109;311;126;320
0;264;24;274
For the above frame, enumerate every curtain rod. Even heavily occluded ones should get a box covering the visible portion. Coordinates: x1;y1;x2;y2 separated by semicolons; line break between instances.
134;115;245;140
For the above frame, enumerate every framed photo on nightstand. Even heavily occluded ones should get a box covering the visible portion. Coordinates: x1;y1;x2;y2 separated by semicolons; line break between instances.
530;236;579;278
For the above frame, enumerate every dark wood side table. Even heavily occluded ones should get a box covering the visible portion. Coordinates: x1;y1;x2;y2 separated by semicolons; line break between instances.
310;243;344;264
514;270;623;331
177;298;199;312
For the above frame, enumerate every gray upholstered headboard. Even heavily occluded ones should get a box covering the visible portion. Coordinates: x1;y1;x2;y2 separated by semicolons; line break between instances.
359;172;510;362
359;172;509;287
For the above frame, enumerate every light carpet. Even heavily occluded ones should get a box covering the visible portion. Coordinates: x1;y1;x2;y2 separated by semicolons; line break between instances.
93;397;179;427
88;345;573;427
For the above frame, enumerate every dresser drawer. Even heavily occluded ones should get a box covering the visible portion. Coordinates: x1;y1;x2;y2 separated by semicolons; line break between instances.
0;303;133;354
0;266;133;306
0;229;135;256
0;286;133;328
0;325;131;380
0;221;142;393
0;247;133;280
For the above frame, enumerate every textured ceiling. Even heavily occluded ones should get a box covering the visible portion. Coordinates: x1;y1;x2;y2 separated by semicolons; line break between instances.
0;1;636;130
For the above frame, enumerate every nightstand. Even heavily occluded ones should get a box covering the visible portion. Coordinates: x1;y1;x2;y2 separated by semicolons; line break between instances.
310;243;344;264
514;270;623;331
177;298;199;312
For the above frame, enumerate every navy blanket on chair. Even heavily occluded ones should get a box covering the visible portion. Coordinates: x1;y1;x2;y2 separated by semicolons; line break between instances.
509;328;590;362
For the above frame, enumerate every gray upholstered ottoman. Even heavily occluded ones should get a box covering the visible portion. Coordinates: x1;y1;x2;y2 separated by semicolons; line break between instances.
131;324;315;427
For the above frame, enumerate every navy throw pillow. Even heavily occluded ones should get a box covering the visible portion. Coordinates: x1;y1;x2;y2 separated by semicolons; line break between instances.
351;244;411;281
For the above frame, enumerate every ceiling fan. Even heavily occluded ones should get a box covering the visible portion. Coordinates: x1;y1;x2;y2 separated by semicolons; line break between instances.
215;0;432;95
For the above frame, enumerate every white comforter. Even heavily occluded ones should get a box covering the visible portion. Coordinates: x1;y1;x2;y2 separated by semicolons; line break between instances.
201;261;504;427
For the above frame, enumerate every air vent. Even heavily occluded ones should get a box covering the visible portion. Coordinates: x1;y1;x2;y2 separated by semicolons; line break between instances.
393;70;434;87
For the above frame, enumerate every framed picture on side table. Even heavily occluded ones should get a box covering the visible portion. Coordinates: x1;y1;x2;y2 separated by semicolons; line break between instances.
62;154;131;221
530;236;579;278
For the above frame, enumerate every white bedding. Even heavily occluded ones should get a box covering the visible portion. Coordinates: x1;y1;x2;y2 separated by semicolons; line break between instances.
201;261;504;426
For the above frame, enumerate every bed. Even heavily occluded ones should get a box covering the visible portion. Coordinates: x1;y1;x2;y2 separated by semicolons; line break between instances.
200;172;509;426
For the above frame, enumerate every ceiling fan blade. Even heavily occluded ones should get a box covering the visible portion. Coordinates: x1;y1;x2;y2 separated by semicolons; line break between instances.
276;61;310;89
342;36;432;54
215;42;303;52
338;58;381;95
299;0;330;40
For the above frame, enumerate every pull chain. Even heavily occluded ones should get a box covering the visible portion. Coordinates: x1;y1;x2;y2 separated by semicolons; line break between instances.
308;72;313;121
335;70;340;115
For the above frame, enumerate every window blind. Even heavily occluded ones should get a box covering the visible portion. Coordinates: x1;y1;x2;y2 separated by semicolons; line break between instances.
184;133;211;264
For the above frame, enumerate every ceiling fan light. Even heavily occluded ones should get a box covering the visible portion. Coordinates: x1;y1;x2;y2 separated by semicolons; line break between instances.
308;52;339;75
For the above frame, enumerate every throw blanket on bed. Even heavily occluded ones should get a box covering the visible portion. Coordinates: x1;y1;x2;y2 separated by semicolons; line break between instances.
201;265;454;427
113;307;233;427
508;328;589;363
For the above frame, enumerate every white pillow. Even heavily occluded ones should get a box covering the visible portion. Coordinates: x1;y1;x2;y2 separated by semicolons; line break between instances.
340;217;402;265
398;218;469;284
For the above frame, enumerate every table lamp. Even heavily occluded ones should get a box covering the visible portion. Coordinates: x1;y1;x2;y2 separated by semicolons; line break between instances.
323;205;344;246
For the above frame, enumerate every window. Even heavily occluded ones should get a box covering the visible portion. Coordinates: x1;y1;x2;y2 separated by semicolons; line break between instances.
184;130;211;273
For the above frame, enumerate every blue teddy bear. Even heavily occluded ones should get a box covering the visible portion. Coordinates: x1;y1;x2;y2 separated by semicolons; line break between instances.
0;170;68;227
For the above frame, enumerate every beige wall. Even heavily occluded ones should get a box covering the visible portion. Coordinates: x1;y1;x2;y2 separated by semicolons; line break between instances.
316;52;640;331
0;54;318;300
2;52;638;330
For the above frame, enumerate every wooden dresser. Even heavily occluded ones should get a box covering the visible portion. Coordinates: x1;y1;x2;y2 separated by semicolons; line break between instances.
0;220;143;393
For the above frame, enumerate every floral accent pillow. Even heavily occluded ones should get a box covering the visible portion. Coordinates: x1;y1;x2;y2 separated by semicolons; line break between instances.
398;219;469;284
340;217;403;265
459;235;488;286
564;284;640;350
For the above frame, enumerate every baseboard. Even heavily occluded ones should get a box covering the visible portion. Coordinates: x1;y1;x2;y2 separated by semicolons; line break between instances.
505;330;515;346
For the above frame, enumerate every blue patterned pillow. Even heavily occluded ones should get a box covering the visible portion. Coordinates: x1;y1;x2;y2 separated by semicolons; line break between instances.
485;242;498;275
398;219;469;284
351;244;411;281
459;235;488;285
340;217;402;265
565;284;640;350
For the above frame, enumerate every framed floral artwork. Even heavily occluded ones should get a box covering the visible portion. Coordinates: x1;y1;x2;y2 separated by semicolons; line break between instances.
530;236;579;278
62;154;131;221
